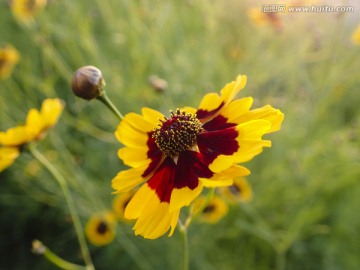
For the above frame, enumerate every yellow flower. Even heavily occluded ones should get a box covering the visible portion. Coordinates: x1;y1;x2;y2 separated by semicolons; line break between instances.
10;0;47;23
112;191;135;221
247;8;282;31
85;212;116;246
112;75;284;239
351;25;360;45
219;177;253;203
247;8;267;27
0;45;20;80
0;98;64;172
192;195;229;224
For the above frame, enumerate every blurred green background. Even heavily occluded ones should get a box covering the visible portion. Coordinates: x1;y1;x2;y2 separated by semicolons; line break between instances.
1;0;360;269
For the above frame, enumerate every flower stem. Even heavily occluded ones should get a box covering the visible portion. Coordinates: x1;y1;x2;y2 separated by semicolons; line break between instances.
97;92;123;120
276;250;286;270
178;222;189;270
177;188;215;270
29;146;95;270
32;240;86;270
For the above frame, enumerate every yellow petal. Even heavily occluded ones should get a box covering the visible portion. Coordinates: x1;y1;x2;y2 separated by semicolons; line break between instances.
220;75;247;106
233;140;271;163
0;147;20;172
168;208;180;237
115;119;149;148
124;184;156;219
111;166;149;193
235;105;284;133
169;183;203;212
219;97;253;123
0;125;35;146
198;93;222;112
141;107;164;126
208;155;234;173
26;109;44;135
200;178;233;187
201;165;250;187
118;147;150;168
123;112;155;133
125;183;180;239
236;119;271;141
40;98;64;127
180;106;197;115
134;202;174;239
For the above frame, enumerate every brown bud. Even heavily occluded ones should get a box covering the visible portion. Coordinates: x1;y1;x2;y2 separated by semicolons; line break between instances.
148;75;168;93
71;66;105;100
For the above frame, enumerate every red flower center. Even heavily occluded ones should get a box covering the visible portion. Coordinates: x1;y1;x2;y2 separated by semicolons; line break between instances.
152;109;203;158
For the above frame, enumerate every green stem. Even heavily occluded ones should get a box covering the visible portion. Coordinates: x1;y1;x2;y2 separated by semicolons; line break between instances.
178;222;189;270
29;147;95;270
32;240;86;270
97;92;123;120
177;188;215;270
275;250;286;270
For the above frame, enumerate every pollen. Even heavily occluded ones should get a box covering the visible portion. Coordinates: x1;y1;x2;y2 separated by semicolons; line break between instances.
153;109;203;158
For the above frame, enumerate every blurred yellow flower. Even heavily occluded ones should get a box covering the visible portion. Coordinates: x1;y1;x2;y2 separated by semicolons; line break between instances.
219;177;253;203
192;195;229;224
0;98;64;172
0;98;64;146
247;8;282;31
351;25;360;45
0;45;20;80
112;192;135;221
10;0;47;23
85;212;116;246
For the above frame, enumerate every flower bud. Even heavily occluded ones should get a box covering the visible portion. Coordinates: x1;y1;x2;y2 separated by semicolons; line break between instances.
148;75;168;93
71;66;105;100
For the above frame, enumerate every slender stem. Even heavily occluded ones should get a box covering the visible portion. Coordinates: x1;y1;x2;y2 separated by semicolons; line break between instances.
177;188;215;270
29;147;95;270
32;240;86;270
97;92;123;120
275;250;286;270
178;222;189;270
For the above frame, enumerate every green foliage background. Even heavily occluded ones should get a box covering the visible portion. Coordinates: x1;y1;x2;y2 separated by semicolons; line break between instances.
1;0;360;269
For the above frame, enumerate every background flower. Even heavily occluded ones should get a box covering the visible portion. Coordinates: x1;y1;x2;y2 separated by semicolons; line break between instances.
112;191;135;221
191;195;229;224
0;44;20;80
10;0;47;23
351;25;360;45
85;212;116;246
219;177;253;203
0;98;63;171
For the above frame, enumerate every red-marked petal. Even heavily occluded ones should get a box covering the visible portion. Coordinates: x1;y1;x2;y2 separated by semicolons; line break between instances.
142;133;163;178
146;151;214;204
202;114;236;131
147;157;176;203
196;103;224;123
197;128;239;162
174;151;213;189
